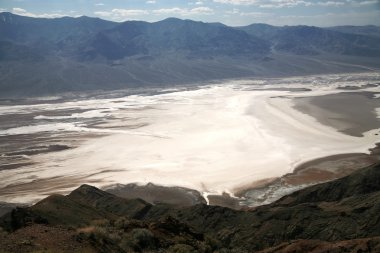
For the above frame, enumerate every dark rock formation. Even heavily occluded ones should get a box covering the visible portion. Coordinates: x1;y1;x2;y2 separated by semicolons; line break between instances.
1;162;379;252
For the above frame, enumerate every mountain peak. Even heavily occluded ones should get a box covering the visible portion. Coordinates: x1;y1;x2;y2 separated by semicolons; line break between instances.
159;17;185;23
156;17;208;25
0;12;26;23
68;184;111;200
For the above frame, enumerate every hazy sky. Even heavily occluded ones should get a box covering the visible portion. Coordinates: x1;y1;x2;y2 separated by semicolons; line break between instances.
1;0;379;26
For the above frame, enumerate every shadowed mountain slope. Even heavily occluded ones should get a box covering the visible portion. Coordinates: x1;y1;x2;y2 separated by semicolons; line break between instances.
328;25;380;38
80;18;270;61
1;12;380;97
239;24;380;56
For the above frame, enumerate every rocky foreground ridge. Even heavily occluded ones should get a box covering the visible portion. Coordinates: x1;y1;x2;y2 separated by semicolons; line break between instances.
0;162;380;252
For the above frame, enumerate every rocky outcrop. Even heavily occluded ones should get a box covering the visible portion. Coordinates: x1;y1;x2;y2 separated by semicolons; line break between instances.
1;163;379;252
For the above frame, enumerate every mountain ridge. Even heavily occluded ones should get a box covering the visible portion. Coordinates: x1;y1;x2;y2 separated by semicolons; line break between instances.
1;12;380;97
0;162;379;252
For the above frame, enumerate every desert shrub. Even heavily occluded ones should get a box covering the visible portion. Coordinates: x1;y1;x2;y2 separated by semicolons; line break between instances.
108;232;121;242
31;250;56;253
92;219;110;227
205;235;222;251
167;244;197;253
88;226;109;245
119;235;137;252
115;217;129;229
115;217;146;231
85;226;124;252
214;249;230;253
214;248;249;253
131;228;155;248
119;228;156;252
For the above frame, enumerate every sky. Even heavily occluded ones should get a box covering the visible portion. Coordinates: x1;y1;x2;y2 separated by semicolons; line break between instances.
0;0;379;27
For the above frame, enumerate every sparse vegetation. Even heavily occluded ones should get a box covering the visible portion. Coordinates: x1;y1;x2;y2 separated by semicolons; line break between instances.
81;216;216;252
1;163;380;252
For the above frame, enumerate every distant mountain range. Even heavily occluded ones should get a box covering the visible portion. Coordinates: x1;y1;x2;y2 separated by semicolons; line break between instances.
1;12;380;97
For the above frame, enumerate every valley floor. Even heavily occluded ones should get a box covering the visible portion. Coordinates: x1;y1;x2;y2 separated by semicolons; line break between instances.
0;72;379;209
